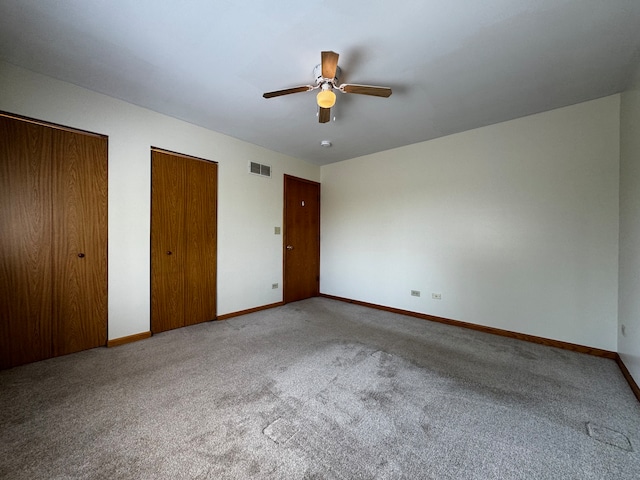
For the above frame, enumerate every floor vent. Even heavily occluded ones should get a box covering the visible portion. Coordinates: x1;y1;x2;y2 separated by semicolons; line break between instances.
249;161;271;178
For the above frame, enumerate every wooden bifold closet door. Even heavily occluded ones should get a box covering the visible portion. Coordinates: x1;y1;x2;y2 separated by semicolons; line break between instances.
151;149;217;333
0;114;107;369
52;128;108;356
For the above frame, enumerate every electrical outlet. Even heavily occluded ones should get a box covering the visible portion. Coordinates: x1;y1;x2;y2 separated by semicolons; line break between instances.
272;283;279;289
411;290;420;297
432;293;442;300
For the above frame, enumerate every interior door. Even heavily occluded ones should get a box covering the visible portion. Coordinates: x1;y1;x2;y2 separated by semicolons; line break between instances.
0;115;53;368
184;158;217;326
151;150;186;333
283;175;320;303
52;128;108;356
151;149;217;333
1;114;108;367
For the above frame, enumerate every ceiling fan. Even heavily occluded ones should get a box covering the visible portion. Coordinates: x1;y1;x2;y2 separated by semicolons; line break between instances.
263;51;392;123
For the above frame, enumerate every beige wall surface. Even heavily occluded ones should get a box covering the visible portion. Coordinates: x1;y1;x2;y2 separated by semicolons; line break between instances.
321;96;620;351
619;63;640;385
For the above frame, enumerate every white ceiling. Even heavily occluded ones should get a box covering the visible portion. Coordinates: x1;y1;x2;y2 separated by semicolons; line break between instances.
1;0;639;165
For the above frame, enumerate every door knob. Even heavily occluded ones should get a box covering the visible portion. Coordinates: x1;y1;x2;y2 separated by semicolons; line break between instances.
166;251;173;255
286;245;294;250
77;253;85;258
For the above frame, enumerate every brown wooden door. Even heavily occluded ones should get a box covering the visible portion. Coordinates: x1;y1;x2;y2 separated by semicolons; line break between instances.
0;114;108;369
184;158;217;326
0;116;54;368
151;149;217;333
283;175;320;303
52;128;108;356
151;150;186;333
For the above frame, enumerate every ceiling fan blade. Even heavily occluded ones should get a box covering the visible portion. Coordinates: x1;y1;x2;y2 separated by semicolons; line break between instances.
318;107;331;123
263;85;314;99
321;51;339;79
340;84;392;97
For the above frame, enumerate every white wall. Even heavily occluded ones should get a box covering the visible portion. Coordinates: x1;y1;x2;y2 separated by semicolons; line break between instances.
321;96;620;351
619;64;640;384
0;61;319;340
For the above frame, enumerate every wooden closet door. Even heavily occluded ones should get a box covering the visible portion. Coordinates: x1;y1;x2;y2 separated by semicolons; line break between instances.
0;115;53;368
151;150;186;333
51;128;108;356
184;159;217;326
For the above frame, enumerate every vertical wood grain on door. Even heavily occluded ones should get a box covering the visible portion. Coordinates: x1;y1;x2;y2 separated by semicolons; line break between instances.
184;159;217;325
0;116;53;367
151;151;186;332
151;149;217;333
52;129;108;356
283;175;320;303
1;113;107;369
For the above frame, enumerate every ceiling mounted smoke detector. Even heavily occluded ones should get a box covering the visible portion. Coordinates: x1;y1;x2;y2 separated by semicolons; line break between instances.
320;140;332;148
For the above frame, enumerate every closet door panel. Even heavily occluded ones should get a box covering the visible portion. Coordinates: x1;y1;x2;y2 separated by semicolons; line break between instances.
151;151;186;332
184;159;217;326
0;116;53;368
52;129;108;356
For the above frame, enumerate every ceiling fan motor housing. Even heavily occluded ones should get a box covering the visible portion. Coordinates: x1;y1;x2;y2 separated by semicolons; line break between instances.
314;64;341;88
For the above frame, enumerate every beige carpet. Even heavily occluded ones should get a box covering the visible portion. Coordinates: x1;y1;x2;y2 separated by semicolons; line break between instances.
1;297;639;479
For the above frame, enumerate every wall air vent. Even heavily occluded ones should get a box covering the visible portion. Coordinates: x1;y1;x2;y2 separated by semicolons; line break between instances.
249;161;271;178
